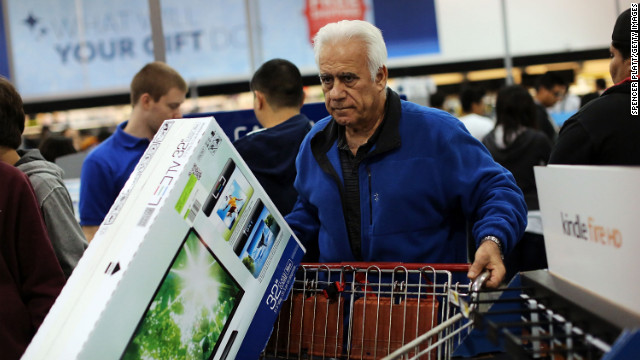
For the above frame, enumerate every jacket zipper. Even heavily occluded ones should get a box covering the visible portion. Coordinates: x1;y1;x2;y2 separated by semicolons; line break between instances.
368;167;372;225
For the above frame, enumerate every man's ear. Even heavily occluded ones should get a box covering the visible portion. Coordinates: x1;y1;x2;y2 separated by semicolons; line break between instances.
139;93;153;109
254;90;266;110
375;65;388;91
623;56;633;76
299;90;306;108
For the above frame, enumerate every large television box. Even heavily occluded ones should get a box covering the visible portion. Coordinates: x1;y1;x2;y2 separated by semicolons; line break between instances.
23;117;305;360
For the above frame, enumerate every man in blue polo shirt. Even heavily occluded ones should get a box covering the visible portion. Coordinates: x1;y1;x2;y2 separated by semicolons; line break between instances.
79;62;187;241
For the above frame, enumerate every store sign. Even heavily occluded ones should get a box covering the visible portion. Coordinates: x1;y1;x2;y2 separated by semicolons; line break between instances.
303;0;367;43
6;0;438;100
6;0;251;99
535;165;640;316
0;4;9;79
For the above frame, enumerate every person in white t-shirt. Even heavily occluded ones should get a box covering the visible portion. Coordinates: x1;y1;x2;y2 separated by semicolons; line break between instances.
458;86;494;141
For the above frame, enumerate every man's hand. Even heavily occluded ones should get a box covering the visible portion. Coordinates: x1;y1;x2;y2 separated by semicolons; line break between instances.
468;240;505;288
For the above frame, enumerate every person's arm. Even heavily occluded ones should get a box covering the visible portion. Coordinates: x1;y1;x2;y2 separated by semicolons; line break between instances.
82;225;100;242
40;185;88;276
443;122;527;287
285;196;320;252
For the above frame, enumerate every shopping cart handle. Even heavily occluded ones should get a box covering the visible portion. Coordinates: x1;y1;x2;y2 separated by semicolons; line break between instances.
471;270;491;293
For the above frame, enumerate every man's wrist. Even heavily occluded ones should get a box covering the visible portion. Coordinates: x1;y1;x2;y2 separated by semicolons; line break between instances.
480;235;504;258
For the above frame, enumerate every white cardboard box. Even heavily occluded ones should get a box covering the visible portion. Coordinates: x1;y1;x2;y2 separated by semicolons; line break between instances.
23;117;305;360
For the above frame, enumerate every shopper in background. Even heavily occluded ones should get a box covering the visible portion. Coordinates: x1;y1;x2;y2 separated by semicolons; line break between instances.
76;128;99;151
233;58;312;216
482;85;552;280
0;161;66;360
429;90;446;110
96;126;113;144
458;85;494;141
550;8;639;165
79;62;187;241
579;78;607;108
533;71;566;143
285;20;527;288
39;134;77;162
0;77;87;278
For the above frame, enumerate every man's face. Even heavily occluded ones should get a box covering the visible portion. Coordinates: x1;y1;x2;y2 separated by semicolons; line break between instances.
609;44;631;84
318;39;387;129
538;84;565;107
147;87;186;133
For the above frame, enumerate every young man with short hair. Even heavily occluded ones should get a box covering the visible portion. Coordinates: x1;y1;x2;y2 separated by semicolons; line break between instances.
79;62;187;241
233;58;312;215
458;86;494;141
534;71;567;142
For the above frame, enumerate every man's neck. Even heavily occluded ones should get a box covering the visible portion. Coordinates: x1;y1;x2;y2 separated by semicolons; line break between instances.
345;94;387;155
124;109;153;140
0;146;20;166
259;108;300;129
344;111;386;155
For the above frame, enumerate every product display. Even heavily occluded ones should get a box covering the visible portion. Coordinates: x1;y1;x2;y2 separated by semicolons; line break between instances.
22;117;305;360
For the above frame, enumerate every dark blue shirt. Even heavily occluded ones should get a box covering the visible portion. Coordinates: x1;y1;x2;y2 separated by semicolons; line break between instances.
233;114;312;215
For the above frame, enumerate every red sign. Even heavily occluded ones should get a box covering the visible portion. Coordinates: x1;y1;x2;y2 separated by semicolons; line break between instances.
303;0;367;44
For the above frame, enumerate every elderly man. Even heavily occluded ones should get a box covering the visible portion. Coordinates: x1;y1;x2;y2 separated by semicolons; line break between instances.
285;20;527;287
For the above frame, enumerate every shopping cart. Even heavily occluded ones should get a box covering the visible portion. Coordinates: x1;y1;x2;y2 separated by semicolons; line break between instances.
261;262;490;360
390;269;640;359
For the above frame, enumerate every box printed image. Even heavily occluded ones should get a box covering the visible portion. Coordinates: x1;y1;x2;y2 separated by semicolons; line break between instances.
122;228;243;360
234;200;281;278
202;158;253;240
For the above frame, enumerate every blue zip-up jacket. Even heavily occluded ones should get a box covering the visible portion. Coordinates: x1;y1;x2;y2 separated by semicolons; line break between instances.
286;90;526;264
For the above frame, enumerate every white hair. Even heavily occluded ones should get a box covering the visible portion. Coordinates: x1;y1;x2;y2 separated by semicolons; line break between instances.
313;20;388;81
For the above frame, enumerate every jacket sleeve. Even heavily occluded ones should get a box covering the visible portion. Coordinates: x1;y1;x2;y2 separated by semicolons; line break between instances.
15;176;66;331
40;185;88;278
284;133;322;258
285;195;320;253
549;118;593;164
443;123;528;255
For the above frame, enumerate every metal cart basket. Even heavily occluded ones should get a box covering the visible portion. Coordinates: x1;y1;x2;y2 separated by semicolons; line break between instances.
261;262;488;360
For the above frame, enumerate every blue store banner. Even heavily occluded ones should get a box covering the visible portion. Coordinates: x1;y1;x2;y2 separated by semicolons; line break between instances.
186;101;329;142
0;4;10;79
372;0;439;57
6;0;439;100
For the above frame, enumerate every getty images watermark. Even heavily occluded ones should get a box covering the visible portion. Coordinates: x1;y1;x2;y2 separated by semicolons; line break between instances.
632;3;639;115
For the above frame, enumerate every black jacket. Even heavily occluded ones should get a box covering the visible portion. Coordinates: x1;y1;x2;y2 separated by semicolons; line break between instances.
549;80;640;165
483;128;552;210
535;103;558;143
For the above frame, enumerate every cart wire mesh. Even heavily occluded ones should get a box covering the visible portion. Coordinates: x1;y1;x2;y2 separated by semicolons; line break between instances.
261;262;487;360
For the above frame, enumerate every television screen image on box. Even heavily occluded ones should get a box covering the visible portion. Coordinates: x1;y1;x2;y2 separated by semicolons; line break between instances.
202;158;235;217
121;228;243;360
202;158;253;240
235;200;281;278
